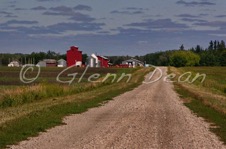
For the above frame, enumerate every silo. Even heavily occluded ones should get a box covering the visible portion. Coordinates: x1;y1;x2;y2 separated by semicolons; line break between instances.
96;60;101;68
90;57;95;67
89;54;99;68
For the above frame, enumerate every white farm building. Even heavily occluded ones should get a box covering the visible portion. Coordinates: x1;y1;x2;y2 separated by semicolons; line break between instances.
122;58;144;68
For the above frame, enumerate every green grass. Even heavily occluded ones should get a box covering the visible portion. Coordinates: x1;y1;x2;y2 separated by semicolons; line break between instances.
177;67;226;94
175;84;226;144
0;67;151;148
0;85;135;148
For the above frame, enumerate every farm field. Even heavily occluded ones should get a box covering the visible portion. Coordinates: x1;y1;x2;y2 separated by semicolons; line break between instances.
169;67;226;144
178;67;226;94
0;66;151;148
0;66;119;86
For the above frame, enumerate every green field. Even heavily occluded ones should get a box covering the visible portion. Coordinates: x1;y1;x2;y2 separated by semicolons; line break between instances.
170;67;226;144
0;66;151;148
177;67;226;94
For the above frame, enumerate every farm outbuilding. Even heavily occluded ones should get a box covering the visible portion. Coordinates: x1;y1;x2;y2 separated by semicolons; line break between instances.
36;59;57;67
97;56;109;68
122;58;144;68
44;59;57;67
36;61;46;67
8;61;20;67
57;59;67;67
67;46;82;67
88;54;109;68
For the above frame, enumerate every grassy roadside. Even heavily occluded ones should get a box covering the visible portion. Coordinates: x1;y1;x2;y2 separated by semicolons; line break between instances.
0;68;136;108
169;67;226;144
0;68;151;148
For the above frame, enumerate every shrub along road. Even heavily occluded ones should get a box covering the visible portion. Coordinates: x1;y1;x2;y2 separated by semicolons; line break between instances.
11;67;225;149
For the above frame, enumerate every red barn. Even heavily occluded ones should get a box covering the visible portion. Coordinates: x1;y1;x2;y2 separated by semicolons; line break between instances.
67;46;82;67
97;56;109;68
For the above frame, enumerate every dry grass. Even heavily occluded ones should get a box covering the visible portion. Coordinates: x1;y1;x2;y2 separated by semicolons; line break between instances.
0;67;151;127
169;66;226;114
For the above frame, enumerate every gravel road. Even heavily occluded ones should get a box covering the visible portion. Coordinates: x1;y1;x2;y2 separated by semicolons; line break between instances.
11;67;225;149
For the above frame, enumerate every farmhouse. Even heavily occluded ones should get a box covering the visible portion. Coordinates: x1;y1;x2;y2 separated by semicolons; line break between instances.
67;46;82;67
122;58;144;68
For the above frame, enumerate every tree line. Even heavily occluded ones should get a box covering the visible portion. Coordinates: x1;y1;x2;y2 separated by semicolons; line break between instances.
108;40;226;67
139;40;226;67
0;40;226;67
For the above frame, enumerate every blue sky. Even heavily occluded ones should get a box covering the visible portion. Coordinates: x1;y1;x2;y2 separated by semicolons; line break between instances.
0;0;226;56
